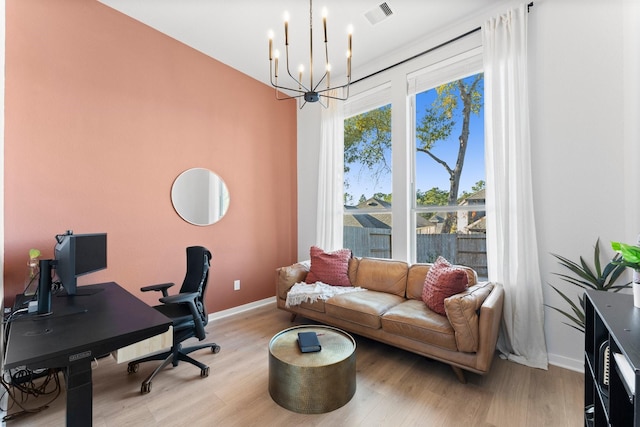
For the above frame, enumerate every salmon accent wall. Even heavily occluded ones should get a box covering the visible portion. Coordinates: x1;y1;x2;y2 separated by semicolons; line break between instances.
4;0;297;310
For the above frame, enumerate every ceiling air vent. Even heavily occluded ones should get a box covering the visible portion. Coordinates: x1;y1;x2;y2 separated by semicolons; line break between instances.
364;2;394;26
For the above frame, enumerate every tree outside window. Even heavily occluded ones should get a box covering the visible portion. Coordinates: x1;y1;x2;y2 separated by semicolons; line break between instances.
343;72;485;274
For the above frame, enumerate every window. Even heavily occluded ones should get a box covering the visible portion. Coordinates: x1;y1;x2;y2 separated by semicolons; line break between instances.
412;72;486;277
343;103;392;258
338;35;486;269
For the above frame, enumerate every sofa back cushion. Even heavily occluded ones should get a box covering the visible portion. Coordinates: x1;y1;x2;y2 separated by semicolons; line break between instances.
406;263;477;300
352;258;408;297
347;257;360;285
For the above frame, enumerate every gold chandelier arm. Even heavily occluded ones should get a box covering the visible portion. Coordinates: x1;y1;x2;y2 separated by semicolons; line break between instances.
284;45;309;92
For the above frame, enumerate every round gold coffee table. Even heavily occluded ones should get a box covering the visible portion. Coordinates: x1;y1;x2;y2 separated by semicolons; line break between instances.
268;325;356;414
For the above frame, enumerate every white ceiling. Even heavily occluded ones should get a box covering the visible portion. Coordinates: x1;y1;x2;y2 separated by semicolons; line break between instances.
98;0;516;89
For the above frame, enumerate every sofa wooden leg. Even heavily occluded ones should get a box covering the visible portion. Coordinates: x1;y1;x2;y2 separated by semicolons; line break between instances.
451;366;467;383
290;313;297;322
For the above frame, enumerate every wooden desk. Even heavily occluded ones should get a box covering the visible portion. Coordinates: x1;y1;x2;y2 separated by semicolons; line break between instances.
4;282;172;427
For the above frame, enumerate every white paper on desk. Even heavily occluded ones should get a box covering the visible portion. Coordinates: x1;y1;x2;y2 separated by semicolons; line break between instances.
613;352;636;395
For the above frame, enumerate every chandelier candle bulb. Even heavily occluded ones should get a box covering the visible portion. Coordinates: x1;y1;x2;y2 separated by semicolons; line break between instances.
322;8;328;42
284;12;289;46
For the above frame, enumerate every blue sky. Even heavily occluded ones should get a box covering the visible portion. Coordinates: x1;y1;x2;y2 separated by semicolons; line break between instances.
344;74;485;204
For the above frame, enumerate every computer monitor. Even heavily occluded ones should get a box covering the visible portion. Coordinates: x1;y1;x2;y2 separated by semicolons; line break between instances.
54;231;107;296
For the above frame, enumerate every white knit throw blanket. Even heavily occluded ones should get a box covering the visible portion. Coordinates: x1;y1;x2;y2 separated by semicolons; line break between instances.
285;282;366;308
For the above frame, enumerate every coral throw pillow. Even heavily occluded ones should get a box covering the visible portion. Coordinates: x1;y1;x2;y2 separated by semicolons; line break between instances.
305;246;352;287
421;256;469;315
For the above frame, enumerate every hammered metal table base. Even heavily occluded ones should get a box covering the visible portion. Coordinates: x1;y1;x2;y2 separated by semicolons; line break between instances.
268;325;356;414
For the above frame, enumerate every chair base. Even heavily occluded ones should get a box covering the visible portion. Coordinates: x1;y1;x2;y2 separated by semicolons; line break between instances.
128;341;221;394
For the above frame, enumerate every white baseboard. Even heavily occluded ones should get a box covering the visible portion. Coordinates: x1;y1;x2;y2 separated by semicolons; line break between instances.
548;352;584;373
208;296;275;322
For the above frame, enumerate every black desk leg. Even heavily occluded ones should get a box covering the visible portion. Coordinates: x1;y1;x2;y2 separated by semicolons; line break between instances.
65;360;92;427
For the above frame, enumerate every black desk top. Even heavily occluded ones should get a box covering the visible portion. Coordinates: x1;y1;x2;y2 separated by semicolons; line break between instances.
4;282;171;370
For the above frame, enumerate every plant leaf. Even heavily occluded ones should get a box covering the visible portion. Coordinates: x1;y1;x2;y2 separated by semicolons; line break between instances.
547;284;585;330
547;238;628;333
594;238;603;279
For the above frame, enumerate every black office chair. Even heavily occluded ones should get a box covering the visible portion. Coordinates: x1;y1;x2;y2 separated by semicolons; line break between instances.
127;246;220;394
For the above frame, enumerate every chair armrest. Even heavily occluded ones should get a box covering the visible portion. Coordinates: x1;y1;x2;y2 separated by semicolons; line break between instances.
276;263;310;300
141;282;175;298
159;292;198;305
159;292;206;339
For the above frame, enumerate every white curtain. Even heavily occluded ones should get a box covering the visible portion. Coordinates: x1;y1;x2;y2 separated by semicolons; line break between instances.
483;5;548;369
316;91;344;251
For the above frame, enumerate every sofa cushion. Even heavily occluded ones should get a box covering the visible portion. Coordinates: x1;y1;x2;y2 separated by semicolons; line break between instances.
352;258;408;297
407;263;477;301
421;257;469;315
381;299;457;351
305;246;351;286
444;282;494;353
325;290;404;329
298;299;325;313
347;257;360;286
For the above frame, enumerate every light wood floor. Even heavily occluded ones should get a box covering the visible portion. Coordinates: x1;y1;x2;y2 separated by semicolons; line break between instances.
5;303;584;426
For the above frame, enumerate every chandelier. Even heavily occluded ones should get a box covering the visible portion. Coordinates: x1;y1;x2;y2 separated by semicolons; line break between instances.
268;0;352;108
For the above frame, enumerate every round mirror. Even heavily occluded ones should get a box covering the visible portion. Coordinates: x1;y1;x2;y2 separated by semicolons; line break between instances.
171;168;230;226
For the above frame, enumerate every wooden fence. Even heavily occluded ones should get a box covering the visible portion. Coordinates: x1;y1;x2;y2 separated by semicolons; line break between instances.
344;227;487;278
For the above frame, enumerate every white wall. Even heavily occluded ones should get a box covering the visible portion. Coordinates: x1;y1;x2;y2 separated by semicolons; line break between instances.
532;0;639;370
297;0;640;370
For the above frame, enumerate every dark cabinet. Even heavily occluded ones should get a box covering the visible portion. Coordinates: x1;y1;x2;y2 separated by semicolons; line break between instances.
585;290;640;426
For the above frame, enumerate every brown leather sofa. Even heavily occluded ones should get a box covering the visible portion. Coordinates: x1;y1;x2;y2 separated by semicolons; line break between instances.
276;257;504;382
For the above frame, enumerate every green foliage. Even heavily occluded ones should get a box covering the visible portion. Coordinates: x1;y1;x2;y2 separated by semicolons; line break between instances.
416;76;483;154
611;241;640;270
416;187;448;221
344;105;392;181
416;187;449;207
343;74;483;212
471;180;485;193
372;192;392;203
459;180;485;201
547;238;630;333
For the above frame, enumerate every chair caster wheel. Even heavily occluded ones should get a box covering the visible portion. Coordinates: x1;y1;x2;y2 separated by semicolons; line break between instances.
212;345;221;354
141;382;151;394
201;367;210;378
128;363;139;374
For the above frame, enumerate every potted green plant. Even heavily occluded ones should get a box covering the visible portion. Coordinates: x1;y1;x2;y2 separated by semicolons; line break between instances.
611;240;640;307
547;239;629;333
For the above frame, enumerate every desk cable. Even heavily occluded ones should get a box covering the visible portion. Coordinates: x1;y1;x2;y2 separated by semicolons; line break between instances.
1;307;63;421
2;307;28;360
1;367;62;421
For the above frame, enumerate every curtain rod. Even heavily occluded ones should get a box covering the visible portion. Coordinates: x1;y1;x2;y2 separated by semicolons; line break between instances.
352;2;534;86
